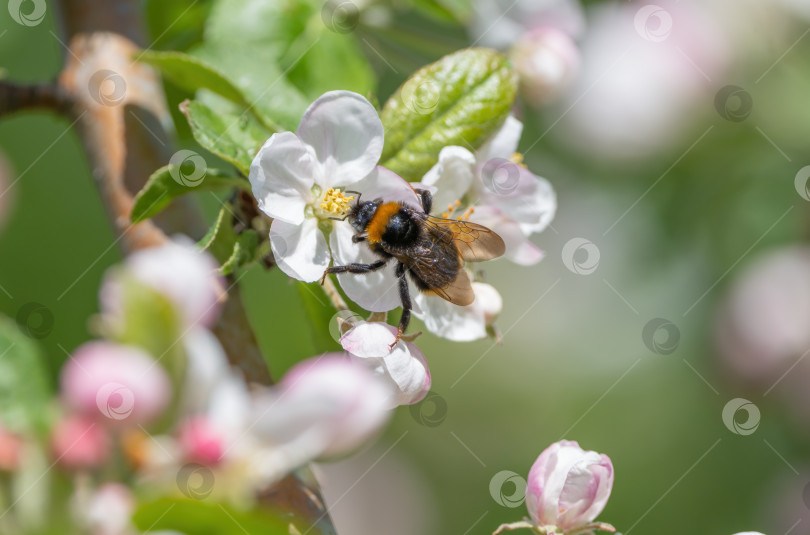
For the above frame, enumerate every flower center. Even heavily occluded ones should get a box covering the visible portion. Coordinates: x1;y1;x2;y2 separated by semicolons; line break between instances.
318;188;355;218
509;152;527;168
440;199;474;221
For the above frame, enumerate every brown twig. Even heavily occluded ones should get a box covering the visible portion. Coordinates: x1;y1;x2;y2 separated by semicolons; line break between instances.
0;81;70;117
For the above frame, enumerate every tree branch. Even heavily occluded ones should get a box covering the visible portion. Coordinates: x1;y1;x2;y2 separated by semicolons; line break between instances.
0;81;70;117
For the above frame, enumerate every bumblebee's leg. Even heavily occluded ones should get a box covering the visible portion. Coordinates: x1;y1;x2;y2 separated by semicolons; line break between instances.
416;188;433;214
393;262;411;346
320;259;387;284
351;234;368;244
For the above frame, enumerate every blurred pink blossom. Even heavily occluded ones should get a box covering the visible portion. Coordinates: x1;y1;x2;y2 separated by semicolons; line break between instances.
558;1;730;159
469;0;585;49
60;341;171;427
0;424;22;471
51;415;110;470
715;246;810;383
178;416;226;466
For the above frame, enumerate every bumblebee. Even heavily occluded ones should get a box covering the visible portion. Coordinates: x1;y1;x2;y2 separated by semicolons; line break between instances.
322;189;505;341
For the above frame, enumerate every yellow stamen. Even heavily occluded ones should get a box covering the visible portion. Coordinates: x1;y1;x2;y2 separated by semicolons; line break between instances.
319;188;354;217
510;152;527;168
459;206;475;221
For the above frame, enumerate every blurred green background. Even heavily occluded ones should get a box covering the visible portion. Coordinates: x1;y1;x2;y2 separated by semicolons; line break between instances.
2;1;810;534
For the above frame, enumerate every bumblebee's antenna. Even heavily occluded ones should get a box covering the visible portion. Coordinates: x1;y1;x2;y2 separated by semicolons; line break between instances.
328;215;350;221
344;190;362;204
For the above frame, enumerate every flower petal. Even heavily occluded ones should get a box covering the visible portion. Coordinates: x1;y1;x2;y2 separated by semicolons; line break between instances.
343;323;430;406
352;166;422;211
330;221;402;311
474;164;557;232
297;91;384;188
412;291;487;342
557;453;614;530
249;132;316;225
421;146;476;212
270;218;330;283
476;115;523;162
470;206;545;265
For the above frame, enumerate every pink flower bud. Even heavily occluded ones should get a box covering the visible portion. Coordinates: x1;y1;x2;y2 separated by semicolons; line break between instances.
510;27;579;107
0;424;23;471
178;416;225;466
60;342;171;427
525;440;614;531
51;415;110;470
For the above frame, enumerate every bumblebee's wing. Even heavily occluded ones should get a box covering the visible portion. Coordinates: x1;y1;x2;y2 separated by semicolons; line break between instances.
421;215;506;262
426;266;474;306
405;232;475;306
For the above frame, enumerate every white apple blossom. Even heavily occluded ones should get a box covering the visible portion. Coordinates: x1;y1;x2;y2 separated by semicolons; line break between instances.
249;90;396;282
420;115;556;265
340;322;431;406
413;281;502;342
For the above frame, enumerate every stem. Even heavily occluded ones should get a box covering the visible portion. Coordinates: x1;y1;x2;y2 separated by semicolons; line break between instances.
0;81;70;117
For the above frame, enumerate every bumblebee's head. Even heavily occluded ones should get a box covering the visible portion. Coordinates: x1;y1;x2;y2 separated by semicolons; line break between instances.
349;198;382;233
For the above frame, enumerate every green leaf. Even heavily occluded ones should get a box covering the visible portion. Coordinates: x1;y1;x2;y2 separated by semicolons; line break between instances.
132;164;249;223
0;317;52;434
192;44;310;132
133;498;291;535
380;47;518;180
181;99;273;175
139;50;250;108
200;205;264;275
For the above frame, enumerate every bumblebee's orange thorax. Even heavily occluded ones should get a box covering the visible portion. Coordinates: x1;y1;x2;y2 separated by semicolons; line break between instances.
365;202;401;244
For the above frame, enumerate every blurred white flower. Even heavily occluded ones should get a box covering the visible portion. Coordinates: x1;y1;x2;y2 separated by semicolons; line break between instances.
511;27;580;107
469;0;585;49
340;322;430;405
420;115;556;265
557;2;730;159
79;483;136;535
101;239;224;329
249;90;387;282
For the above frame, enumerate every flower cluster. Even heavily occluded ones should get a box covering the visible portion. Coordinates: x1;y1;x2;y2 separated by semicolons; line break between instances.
249;90;556;403
2;241;396;533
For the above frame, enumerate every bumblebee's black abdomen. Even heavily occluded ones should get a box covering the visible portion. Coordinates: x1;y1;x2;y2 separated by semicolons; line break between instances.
382;210;420;245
